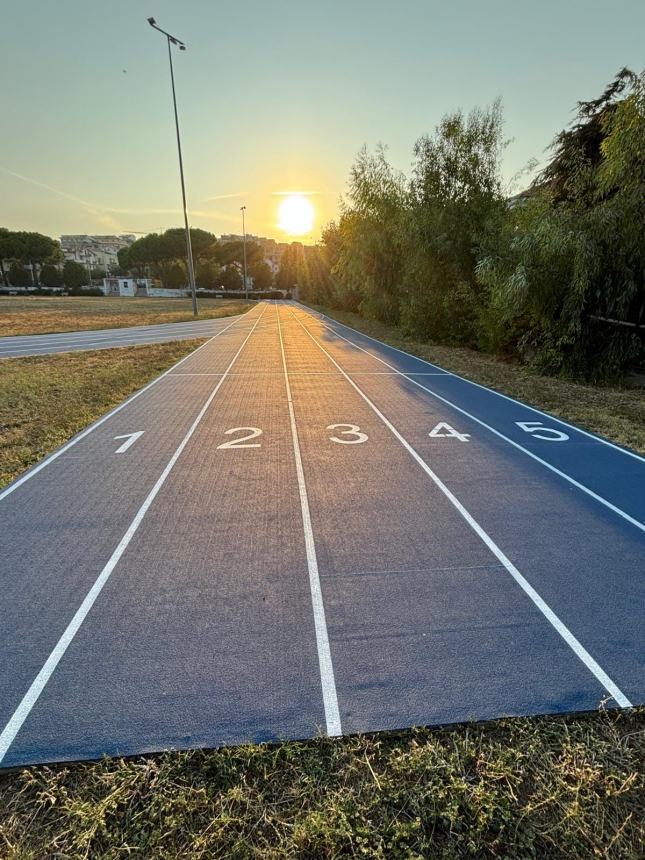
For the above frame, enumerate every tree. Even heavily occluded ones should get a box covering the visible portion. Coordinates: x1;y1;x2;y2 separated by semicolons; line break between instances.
249;260;273;292
63;260;88;290
196;261;222;290
40;264;63;287
220;265;243;291
163;263;186;290
8;263;30;287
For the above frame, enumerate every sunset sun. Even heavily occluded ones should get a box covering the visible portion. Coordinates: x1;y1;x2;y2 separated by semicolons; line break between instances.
277;194;315;236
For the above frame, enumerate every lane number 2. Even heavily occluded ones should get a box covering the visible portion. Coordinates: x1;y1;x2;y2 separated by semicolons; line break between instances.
516;421;569;442
217;427;263;449
429;422;470;442
327;423;369;444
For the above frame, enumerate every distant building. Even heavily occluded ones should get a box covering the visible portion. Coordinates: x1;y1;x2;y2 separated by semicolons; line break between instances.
219;234;289;275
61;234;136;270
102;277;152;297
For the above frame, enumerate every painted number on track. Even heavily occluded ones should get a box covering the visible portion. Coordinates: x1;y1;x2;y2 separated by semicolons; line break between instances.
516;421;569;441
429;422;470;442
217;427;263;449
327;424;369;444
114;431;145;453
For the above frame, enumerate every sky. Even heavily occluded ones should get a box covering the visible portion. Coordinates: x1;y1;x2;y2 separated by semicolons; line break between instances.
2;0;644;243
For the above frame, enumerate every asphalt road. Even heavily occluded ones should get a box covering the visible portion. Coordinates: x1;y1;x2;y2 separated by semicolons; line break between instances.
0;315;244;358
0;302;643;768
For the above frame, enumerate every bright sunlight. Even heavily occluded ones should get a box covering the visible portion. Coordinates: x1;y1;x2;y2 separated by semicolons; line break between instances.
277;194;315;235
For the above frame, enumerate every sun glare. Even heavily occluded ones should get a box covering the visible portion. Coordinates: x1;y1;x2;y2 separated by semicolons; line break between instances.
278;194;314;236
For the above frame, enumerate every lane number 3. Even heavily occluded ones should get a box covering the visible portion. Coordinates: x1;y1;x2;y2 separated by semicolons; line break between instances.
516;421;569;441
327;423;369;444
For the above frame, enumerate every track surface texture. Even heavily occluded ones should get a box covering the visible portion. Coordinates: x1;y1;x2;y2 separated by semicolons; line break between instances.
0;302;643;768
0;316;244;358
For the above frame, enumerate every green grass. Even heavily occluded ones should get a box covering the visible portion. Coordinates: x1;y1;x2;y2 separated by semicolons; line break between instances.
0;296;250;337
308;305;645;455
0;711;643;858
1;313;644;857
0;340;204;489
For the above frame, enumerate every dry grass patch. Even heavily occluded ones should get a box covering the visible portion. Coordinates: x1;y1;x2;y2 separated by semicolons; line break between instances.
0;710;643;859
0;296;250;337
0;340;204;489
310;306;645;455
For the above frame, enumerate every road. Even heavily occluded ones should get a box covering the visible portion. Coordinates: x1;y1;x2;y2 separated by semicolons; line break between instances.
0;302;643;768
0;315;244;358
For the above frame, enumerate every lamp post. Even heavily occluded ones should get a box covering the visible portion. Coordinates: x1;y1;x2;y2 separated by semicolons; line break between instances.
147;16;198;317
240;205;248;301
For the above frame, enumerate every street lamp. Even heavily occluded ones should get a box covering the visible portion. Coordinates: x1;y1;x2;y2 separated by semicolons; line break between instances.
240;205;248;301
147;16;198;317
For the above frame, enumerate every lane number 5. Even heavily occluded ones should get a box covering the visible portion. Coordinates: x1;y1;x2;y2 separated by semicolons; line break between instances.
516;421;569;441
327;424;369;444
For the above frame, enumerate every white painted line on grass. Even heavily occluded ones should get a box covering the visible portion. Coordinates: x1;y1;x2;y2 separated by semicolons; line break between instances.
0;305;267;764
295;308;645;536
289;308;632;710
0;307;261;503
276;303;342;736
303;304;645;465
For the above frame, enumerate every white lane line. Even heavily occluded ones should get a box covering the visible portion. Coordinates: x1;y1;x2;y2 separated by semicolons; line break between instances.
288;308;632;710
303;305;645;465
0;308;261;503
0;321;233;349
294;309;645;536
0;329;236;356
276;304;342;736
0;306;267;764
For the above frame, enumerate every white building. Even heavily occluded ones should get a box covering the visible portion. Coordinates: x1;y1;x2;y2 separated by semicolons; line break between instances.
61;234;136;271
102;277;152;297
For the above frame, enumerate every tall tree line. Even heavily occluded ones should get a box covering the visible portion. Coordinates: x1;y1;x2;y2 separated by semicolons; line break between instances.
295;70;645;382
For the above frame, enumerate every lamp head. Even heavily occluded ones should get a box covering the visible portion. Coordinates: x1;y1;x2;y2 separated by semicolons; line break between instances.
147;16;156;25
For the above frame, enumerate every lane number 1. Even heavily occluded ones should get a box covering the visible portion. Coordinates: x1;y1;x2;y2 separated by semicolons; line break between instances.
114;431;144;453
516;421;569;441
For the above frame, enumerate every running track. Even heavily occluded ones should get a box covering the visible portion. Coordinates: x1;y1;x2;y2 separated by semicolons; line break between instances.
0;315;240;358
0;302;643;767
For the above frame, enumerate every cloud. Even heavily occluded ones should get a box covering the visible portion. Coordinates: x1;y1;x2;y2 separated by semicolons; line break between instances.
0;166;123;231
1;167;242;230
271;190;338;196
202;191;249;202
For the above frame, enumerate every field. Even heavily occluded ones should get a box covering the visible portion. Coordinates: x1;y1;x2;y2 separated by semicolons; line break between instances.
0;296;250;337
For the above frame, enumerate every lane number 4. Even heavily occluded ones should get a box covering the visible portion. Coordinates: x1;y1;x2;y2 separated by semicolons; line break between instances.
429;422;470;442
516;421;569;441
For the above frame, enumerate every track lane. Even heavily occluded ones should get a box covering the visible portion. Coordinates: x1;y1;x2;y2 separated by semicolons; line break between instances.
277;305;620;734
303;306;645;526
0;304;329;766
0;306;266;759
0;314;248;358
288;306;644;706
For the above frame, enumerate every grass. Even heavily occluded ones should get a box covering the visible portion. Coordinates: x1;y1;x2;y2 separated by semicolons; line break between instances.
0;311;644;857
0;296;251;337
0;340;204;489
0;711;643;858
308;305;645;456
